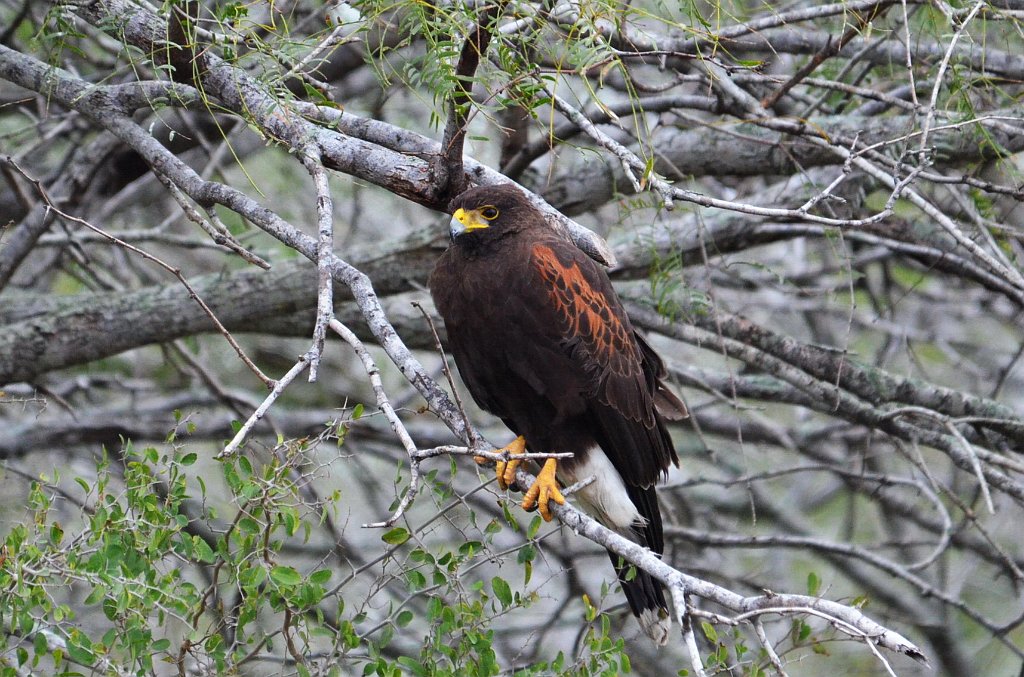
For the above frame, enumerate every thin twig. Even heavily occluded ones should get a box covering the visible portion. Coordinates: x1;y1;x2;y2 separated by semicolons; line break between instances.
412;300;480;450
217;355;310;459
153;172;270;268
760;2;887;110
754;620;790;677
668;578;708;677
300;146;336;381
882;405;995;514
917;1;985;157
4;156;273;388
329;318;420;528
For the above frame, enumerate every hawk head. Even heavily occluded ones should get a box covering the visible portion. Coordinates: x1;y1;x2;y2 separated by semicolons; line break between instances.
447;184;539;242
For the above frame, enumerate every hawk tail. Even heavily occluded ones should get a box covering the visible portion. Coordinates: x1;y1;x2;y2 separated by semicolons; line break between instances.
610;549;671;645
609;484;671;646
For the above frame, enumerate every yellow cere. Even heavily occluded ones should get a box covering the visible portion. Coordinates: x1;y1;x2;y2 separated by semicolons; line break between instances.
453;207;491;231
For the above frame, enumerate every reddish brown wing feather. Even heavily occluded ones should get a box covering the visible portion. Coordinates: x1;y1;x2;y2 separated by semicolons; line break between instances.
532;243;640;374
531;242;654;425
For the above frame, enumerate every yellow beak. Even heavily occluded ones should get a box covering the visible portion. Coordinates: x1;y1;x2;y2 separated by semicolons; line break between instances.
450;208;490;238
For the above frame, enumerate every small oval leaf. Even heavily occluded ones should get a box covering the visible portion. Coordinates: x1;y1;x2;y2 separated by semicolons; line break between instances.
381;527;410;546
270;565;302;587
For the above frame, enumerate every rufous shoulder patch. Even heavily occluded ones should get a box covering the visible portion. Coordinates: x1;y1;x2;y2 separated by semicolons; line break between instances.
532;243;637;370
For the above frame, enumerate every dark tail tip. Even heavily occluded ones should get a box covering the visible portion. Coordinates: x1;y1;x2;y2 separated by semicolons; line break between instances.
610;553;672;645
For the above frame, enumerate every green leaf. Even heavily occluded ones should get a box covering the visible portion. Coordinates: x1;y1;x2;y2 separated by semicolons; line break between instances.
396;610;414;627
701;621;718;643
492;577;512;608
180;452;198;466
459;540;482;557
66;634;95;666
83;585;106;605
379;624;394;647
309;569;332;585
193;536;216;564
381;527;410;546
396;656;427;676
205;633;223;652
807;571;820;596
409;548;434;565
526;515;542;539
48;521;63;545
240;565;267;590
270;565;302;587
283;509;299;536
427;596;443;620
406;570;426;590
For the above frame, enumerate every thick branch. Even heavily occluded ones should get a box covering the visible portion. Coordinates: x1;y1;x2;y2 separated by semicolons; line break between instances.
0;240;442;385
56;0;617;266
433;3;506;200
540;472;927;663
536;113;1024;215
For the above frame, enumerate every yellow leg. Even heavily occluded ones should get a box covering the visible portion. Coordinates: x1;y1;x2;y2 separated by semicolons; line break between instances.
475;435;528;490
521;458;566;522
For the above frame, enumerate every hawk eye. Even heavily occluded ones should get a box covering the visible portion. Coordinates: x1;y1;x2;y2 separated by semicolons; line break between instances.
480;206;499;220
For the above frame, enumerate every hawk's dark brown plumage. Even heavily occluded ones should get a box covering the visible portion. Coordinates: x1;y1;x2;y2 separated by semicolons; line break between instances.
429;184;687;644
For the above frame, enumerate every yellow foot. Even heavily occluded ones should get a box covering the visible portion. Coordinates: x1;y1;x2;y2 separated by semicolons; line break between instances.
494;435;527;489
521;458;566;522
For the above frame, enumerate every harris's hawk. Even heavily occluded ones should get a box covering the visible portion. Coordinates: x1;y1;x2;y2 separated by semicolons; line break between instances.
429;183;687;644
